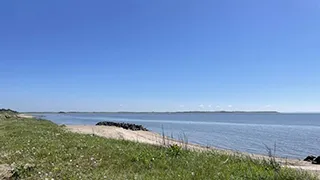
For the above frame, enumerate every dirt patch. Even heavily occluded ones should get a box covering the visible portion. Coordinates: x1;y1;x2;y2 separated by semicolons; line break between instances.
0;164;15;180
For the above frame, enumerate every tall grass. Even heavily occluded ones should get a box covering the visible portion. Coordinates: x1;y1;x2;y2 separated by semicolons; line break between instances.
264;142;281;173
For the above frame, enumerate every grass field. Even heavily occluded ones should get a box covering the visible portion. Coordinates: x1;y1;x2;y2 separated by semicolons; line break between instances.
0;114;317;179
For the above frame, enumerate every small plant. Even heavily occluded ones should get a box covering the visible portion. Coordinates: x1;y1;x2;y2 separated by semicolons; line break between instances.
161;125;166;146
12;163;36;178
167;144;182;157
131;150;158;170
264;142;281;173
181;132;188;150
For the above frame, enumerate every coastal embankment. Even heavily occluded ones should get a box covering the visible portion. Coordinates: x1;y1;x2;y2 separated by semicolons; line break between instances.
66;123;320;176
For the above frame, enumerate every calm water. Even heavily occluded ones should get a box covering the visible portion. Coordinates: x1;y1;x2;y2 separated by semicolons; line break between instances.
32;113;320;159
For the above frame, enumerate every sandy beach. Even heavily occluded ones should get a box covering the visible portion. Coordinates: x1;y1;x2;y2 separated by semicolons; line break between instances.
18;114;34;118
66;125;320;176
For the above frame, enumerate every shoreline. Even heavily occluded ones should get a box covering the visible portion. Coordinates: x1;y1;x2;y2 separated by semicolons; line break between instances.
66;124;320;175
15;112;320;176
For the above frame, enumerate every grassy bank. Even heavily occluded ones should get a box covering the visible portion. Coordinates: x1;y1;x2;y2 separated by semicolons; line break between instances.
0;115;317;179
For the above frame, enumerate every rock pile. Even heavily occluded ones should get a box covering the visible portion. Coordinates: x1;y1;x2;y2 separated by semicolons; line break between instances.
303;155;320;164
96;121;149;131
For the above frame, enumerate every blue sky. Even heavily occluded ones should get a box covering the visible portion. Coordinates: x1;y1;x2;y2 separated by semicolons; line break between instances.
0;0;319;112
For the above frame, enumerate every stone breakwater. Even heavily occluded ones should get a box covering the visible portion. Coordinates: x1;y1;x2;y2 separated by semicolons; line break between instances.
304;155;320;165
96;121;149;131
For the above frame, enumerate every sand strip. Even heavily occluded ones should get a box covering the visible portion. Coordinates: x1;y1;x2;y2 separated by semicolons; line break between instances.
18;114;34;118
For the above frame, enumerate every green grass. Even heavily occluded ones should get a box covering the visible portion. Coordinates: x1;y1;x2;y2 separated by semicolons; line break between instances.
0;116;317;180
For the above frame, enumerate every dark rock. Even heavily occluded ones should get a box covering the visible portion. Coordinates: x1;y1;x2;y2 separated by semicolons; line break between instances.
312;156;320;164
304;155;316;162
96;121;149;131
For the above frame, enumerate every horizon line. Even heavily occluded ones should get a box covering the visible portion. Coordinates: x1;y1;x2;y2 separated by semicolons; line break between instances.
22;110;320;114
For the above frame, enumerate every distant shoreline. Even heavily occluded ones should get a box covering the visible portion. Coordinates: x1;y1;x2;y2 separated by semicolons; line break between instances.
24;111;280;114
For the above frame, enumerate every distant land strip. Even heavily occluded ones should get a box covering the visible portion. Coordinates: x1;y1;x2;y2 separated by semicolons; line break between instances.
24;111;280;114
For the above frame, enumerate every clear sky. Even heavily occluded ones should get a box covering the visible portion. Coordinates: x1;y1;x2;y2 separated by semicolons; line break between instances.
0;0;319;112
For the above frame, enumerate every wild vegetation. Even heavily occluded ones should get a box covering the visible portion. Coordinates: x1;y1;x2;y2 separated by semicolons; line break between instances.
0;109;18;120
0;109;18;114
0;112;317;179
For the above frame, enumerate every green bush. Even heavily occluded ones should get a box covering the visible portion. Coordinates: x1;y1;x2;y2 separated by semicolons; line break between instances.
167;144;182;157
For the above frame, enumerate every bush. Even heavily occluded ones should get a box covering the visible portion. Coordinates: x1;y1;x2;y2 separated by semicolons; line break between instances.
0;109;18;114
167;144;182;157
